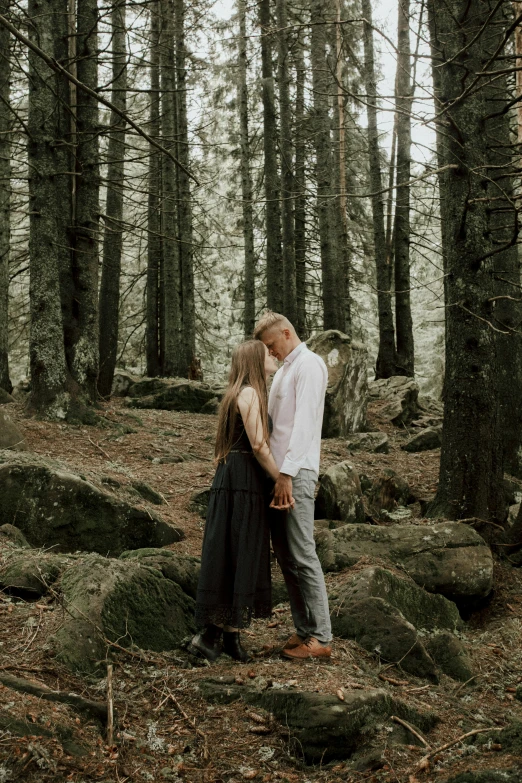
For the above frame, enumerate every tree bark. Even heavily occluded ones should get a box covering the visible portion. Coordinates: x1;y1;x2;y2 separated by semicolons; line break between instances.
293;32;307;338
146;0;161;376
259;0;282;312
98;0;127;397
310;0;338;331
277;0;296;324
238;0;256;338
361;0;396;378
174;0;195;376
393;0;414;376
426;0;506;525
335;0;351;335
70;0;99;402
27;0;71;417
160;0;182;376
0;0;11;393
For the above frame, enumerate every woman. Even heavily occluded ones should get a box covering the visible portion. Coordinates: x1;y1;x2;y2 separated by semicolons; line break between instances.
188;340;290;662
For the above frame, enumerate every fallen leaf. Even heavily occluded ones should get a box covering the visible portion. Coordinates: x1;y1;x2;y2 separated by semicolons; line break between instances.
336;688;345;701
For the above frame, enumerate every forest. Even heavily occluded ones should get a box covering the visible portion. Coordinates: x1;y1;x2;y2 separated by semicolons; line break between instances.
1;0;522;782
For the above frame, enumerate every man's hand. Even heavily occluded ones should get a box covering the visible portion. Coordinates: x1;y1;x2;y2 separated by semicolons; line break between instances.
270;473;294;510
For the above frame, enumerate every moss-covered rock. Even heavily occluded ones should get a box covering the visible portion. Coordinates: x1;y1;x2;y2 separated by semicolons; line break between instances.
425;631;473;682
131;481;165;505
0;457;183;555
0;411;27;451
331;596;439;681
315;521;493;603
189;487;211;518
0;387;15;404
401;426;442;452
199;681;437;763
331;567;461;632
54;554;195;674
307;330;368;436
0;547;73;597
0;524;31;548
119;548;200;598
345;432;389;453
315;461;365;524
126;378;219;413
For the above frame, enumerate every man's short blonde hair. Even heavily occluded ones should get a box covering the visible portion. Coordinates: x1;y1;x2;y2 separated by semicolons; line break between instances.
253;311;291;340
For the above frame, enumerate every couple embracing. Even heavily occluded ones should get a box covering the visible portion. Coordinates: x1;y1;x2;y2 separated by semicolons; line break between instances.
189;311;332;663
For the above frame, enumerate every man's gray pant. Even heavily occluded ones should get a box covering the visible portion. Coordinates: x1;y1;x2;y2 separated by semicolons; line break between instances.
270;469;332;643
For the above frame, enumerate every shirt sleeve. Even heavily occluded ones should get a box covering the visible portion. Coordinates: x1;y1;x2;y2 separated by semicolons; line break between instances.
279;357;326;477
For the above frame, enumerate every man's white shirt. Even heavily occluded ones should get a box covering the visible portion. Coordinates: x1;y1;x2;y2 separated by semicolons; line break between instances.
268;342;327;477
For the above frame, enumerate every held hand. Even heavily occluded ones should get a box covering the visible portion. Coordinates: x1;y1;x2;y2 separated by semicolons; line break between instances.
269;495;295;511
270;473;293;510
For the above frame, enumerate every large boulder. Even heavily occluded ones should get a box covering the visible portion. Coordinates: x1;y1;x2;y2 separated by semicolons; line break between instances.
331;567;461;632
315;462;365;525
0;457;183;555
199;681;437;764
0;411;27;451
54;554;195;674
111;370;140;397
306;330;368;437
119;548;200;598
401;426;442;452
331;596;439;681
315;521;493;603
126;377;220;414
369;376;421;426
329;568;469;681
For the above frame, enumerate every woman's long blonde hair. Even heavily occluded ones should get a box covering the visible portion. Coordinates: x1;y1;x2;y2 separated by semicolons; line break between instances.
215;340;270;463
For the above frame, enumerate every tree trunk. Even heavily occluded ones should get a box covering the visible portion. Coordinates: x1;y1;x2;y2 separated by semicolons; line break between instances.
332;0;351;335
160;0;182;376
27;0;71;417
238;0;256;338
259;0;282;312
277;0;296;324
98;0;127;397
393;0;414;376
293;32;307;338
426;0;506;525
146;0;161;376
0;0;11;393
361;0;396;378
70;0;99;402
310;0;338;331
174;0;195;376
484;10;522;480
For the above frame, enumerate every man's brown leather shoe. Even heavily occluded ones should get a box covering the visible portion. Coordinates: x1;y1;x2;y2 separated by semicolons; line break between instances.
282;637;332;660
282;633;305;651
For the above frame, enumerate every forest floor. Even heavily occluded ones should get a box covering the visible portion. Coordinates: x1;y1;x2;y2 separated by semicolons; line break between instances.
1;398;522;783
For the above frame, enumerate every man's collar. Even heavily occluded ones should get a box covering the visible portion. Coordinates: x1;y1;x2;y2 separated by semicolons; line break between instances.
284;341;306;365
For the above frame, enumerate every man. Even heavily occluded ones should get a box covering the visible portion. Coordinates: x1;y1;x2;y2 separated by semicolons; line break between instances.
254;311;332;660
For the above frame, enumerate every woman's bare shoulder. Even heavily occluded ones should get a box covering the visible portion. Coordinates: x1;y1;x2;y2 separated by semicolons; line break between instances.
237;386;258;404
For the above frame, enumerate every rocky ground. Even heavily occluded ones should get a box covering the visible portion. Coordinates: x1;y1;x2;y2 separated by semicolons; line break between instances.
0;396;522;783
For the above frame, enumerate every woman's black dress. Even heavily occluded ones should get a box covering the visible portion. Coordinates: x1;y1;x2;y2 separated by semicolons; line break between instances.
194;413;272;629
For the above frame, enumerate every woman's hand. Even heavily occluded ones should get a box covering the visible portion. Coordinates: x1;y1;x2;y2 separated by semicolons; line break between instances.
269;495;295;511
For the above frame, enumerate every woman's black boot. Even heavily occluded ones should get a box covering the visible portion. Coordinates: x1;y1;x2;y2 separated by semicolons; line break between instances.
223;631;252;663
188;624;223;662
